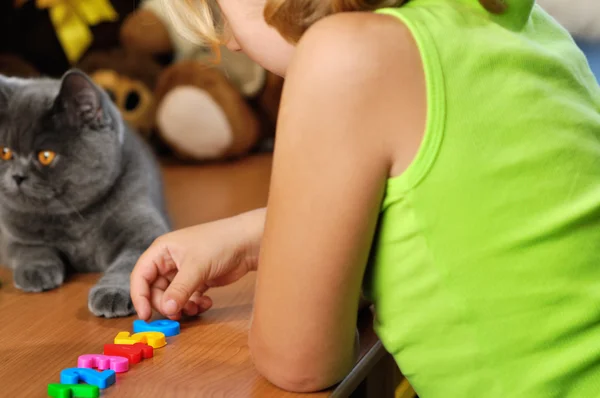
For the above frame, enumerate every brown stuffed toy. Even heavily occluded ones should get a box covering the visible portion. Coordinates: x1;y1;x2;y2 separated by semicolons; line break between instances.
150;60;284;161
120;0;284;161
153;60;262;160
78;48;268;161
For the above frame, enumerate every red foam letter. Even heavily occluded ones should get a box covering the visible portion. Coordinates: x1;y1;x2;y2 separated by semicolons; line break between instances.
103;343;153;364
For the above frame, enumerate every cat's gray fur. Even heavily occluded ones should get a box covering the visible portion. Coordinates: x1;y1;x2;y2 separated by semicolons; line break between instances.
0;70;170;318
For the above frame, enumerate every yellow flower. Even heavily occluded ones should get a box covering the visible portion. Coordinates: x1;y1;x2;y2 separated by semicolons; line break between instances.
35;0;119;64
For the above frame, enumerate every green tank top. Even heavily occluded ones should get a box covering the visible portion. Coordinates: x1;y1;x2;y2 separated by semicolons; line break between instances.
364;1;600;397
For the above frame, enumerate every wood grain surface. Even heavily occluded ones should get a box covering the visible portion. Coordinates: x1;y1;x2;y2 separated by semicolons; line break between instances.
0;154;382;397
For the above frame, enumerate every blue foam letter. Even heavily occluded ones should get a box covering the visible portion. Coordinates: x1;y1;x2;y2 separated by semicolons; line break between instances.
133;319;180;337
60;368;116;389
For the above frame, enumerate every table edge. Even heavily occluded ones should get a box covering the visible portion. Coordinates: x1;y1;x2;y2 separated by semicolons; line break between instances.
330;341;387;398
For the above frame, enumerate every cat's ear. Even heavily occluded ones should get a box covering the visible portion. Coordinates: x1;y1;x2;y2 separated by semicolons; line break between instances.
56;69;103;125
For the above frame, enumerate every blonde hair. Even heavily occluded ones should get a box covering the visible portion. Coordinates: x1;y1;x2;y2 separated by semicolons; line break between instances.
163;0;222;48
164;0;506;48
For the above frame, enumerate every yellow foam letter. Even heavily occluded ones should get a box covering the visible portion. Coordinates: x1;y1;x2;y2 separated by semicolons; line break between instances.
114;331;166;348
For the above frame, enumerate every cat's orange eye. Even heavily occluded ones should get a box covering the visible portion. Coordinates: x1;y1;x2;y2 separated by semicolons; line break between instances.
1;147;13;161
38;150;56;166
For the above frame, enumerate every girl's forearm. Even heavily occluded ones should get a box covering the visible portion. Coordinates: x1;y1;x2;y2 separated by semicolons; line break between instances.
232;207;267;272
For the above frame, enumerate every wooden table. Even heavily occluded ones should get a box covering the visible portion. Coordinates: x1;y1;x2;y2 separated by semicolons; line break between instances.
0;154;398;397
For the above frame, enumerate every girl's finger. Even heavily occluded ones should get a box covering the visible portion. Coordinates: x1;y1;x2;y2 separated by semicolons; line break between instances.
150;286;165;316
188;291;214;314
151;275;170;291
130;241;175;321
182;300;200;317
150;285;183;321
161;264;210;317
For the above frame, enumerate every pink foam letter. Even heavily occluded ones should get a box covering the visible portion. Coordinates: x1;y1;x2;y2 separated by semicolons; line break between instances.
77;354;129;373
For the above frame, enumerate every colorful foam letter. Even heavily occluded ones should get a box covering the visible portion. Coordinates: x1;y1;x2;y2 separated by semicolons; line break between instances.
60;368;116;389
77;354;129;373
114;331;166;348
133;319;180;337
103;343;154;364
48;383;99;398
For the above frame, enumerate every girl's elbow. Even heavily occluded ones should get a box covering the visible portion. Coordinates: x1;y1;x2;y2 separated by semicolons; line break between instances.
249;337;350;393
254;356;347;393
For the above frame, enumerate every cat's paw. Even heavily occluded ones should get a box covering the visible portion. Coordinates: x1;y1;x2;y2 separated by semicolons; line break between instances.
88;285;135;318
13;263;65;292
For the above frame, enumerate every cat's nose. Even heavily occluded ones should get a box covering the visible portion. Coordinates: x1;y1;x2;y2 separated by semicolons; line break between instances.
12;175;28;186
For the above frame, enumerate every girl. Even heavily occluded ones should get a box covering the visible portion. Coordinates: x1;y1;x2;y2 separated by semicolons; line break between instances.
130;0;600;396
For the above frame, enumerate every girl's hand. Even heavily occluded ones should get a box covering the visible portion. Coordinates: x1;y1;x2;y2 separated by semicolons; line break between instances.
130;208;265;321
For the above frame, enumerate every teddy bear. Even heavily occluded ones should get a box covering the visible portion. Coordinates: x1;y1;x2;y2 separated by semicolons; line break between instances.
77;47;263;160
0;0;142;78
538;0;600;80
77;47;275;161
119;0;283;161
152;60;265;160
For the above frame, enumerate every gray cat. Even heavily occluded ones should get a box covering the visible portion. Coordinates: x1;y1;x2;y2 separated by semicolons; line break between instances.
0;70;170;318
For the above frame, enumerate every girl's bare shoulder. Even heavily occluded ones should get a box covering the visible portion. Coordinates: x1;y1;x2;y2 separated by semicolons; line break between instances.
293;11;416;71
286;10;426;177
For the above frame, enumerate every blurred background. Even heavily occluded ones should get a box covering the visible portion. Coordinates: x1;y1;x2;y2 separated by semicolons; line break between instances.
538;0;600;82
0;1;596;165
0;0;283;164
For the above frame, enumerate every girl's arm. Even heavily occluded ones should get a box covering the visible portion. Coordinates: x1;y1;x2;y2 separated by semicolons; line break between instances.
249;12;426;392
